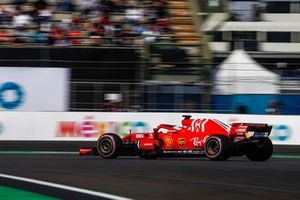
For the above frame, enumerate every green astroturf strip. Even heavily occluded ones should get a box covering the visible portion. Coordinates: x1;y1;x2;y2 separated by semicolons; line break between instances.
0;185;60;200
272;154;300;159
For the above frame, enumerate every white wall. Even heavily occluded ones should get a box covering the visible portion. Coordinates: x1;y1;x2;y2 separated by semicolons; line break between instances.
0;112;298;145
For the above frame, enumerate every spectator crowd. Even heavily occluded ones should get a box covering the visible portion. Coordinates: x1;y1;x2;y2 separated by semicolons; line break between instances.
0;0;170;46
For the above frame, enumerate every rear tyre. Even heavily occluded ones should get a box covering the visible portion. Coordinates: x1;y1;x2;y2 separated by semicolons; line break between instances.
96;133;122;159
204;135;233;161
246;137;273;161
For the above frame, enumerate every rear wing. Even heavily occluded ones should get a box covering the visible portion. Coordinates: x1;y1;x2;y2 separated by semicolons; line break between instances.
231;123;273;137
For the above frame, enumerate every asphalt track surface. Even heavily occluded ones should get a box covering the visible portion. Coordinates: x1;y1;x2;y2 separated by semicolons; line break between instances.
0;153;300;200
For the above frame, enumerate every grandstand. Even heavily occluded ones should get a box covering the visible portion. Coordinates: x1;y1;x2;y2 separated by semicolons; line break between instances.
0;0;209;112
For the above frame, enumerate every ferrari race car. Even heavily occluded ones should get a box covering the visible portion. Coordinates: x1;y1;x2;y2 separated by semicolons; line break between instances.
80;115;273;161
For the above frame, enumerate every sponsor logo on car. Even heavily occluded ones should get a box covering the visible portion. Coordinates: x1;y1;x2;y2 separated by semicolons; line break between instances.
178;138;186;146
190;137;201;146
163;136;173;149
143;143;153;146
163;150;204;154
135;134;144;139
189;119;209;132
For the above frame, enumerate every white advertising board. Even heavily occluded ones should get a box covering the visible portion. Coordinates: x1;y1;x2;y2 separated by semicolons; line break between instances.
0;67;69;111
0;112;298;145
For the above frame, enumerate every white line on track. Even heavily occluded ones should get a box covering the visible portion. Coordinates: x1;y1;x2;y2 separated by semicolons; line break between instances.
0;173;133;200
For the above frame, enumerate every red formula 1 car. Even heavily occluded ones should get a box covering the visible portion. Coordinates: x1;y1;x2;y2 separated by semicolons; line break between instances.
80;115;273;161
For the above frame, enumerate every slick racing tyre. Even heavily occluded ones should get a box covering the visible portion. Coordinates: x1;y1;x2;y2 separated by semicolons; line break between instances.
204;135;233;161
96;133;122;159
246;137;273;161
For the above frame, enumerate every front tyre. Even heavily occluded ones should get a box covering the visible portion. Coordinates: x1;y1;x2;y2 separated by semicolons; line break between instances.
246;137;273;161
204;135;233;161
96;133;122;159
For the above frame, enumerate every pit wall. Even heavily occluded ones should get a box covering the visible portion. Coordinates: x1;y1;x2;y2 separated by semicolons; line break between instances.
0;112;297;145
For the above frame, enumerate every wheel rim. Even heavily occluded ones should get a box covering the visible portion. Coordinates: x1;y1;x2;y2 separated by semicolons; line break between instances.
206;139;220;155
100;139;112;154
